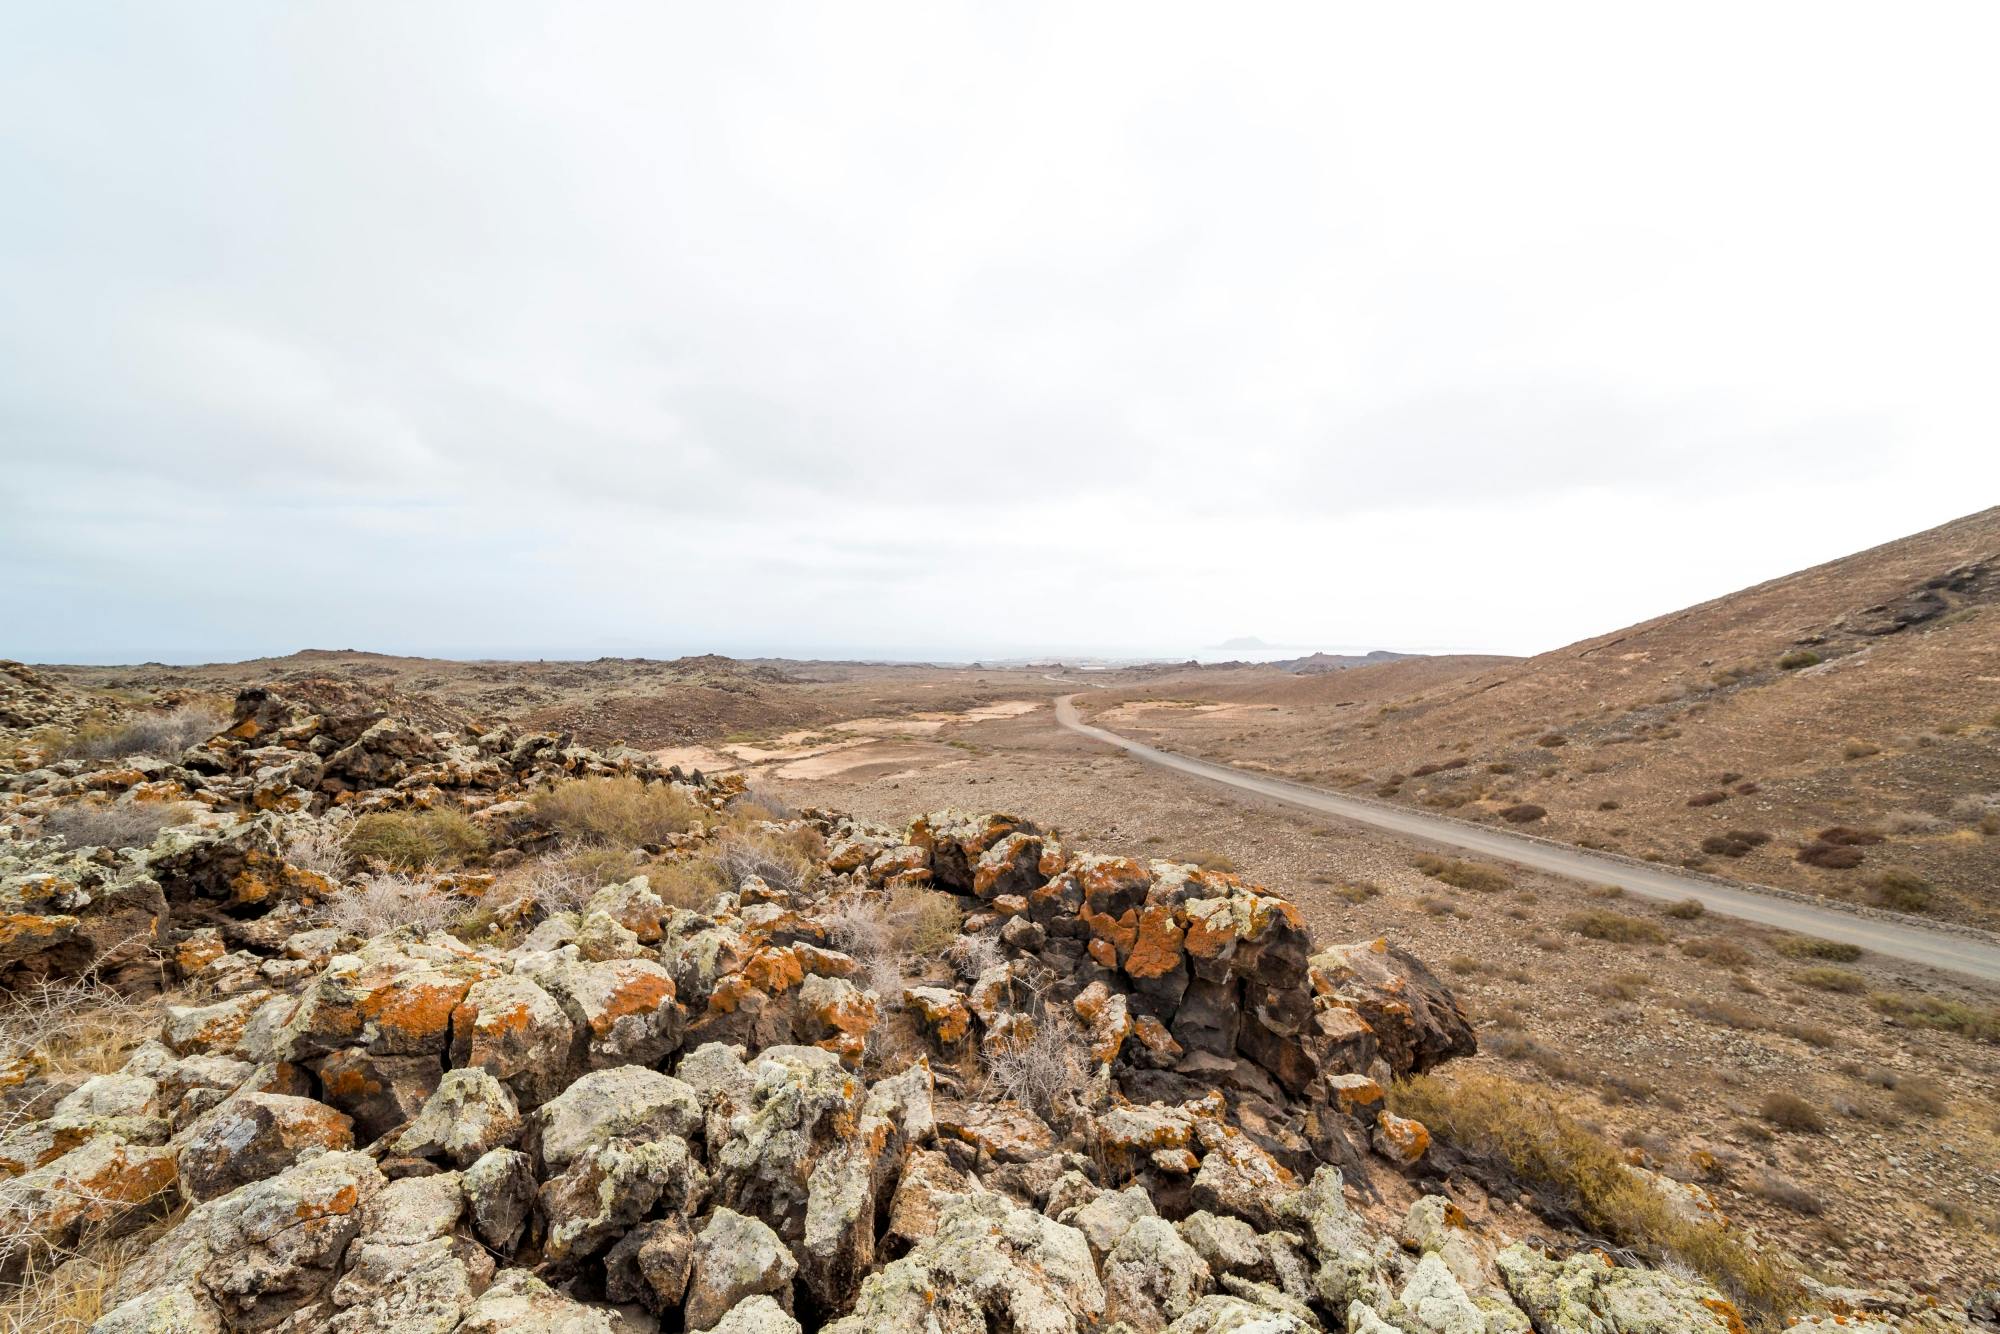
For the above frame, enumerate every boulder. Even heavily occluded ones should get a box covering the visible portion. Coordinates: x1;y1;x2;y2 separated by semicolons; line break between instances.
175;1091;354;1202
393;1067;522;1166
449;973;578;1107
532;1065;703;1169
686;1207;798;1331
1103;1215;1216;1331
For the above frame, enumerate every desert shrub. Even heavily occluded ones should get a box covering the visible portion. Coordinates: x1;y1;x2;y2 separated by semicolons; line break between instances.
1412;854;1511;893
1593;972;1650;1002
1796;841;1863;870
1883;809;1945;835
714;827;821;896
1596;799;1620;811
1759;1091;1826;1132
649;858;729;911
532;777;708;846
1678;997;1766;1030
556;842;644;887
1686;791;1728;808
1792;967;1865;993
1663;898;1706;920
280;815;352;880
1776;649;1821;670
1750;1173;1824;1215
983;1005;1087;1121
1484;1032;1585;1082
1864;870;1932;911
1534;733;1567;748
1681;937;1752;966
1417;895;1459;917
1892;1077;1949;1117
1330;882;1381;905
346;808;487;871
1486;762;1516;774
1773;935;1862;962
1947;793;1998;822
1497;803;1546;824
317;872;461;940
40;802;192;851
1175;849;1238;873
1816;825;1884;847
1735;781;1760;794
1868;992;2000;1041
59;703;225;761
0;977;154;1079
887;883;964;954
1711;663;1756;686
1562;910;1666;945
1388;1071;1798;1320
1410;758;1469;777
1841;738;1881;760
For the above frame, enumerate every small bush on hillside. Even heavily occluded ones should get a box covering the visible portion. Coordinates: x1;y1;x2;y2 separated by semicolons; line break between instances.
984;1006;1088;1122
1760;1091;1826;1132
1750;1173;1825;1215
1486;762;1516;774
1841;738;1881;760
1774;935;1862;962
1817;825;1884;847
1686;791;1729;808
319;872;461;939
1663;898;1706;920
1865;870;1933;912
1497;803;1546;824
60;703;225;761
1797;841;1864;870
1412;854;1512;893
1793;967;1865;993
1682;938;1753;967
347;808;487;871
281;815;353;881
1869;992;2000;1041
1388;1071;1799;1321
1562;910;1666;945
649;858;729;911
1597;799;1621;811
1883;809;1946;835
1777;649;1821;670
41;802;192;851
1534;733;1567;748
887;883;964;955
714;826;822;896
532;777;708;846
1175;849;1238;872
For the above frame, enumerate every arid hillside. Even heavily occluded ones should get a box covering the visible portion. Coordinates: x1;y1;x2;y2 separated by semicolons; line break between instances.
1081;507;2000;928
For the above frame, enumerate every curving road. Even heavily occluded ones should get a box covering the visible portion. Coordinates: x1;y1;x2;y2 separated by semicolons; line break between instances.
1053;693;2000;984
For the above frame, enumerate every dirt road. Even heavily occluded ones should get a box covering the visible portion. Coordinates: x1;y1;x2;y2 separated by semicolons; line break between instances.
1055;694;2000;983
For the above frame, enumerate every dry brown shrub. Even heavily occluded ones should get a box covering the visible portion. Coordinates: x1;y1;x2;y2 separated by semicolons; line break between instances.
1562;910;1666;945
1389;1071;1799;1321
1759;1091;1826;1132
39;803;193;851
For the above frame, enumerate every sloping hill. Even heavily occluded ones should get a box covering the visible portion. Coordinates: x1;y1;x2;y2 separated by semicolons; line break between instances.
1085;507;2000;927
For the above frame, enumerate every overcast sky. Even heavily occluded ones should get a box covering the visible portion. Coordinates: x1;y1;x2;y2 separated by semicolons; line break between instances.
5;4;1998;664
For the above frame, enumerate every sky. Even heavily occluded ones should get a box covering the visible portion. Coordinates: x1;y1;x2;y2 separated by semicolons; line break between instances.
4;3;1998;664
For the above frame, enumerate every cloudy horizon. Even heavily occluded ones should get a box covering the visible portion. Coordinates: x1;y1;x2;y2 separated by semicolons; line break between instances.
5;4;1998;665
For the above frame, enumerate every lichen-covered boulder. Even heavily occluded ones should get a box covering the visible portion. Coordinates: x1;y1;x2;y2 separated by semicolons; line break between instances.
824;1193;1106;1334
452;1268;618;1333
531;1065;702;1170
448;973;577;1108
686;1207;798;1331
539;1133;707;1266
393;1067;522;1166
1103;1214;1215;1331
462;1146;536;1253
1497;1244;1748;1333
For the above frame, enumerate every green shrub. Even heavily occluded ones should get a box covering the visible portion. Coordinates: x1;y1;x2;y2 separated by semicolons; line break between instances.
1682;938;1753;966
347;808;487;871
1777;650;1821;670
532;777;709;846
1497;803;1546;824
1175;849;1238;872
1562;910;1666;945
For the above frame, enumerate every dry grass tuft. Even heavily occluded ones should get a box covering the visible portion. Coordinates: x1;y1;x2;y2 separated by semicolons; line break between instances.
59;704;224;762
531;777;709;847
40;803;193;851
1868;991;2000;1041
1412;854;1512;893
346;808;487;871
1759;1091;1826;1132
316;872;462;940
1772;935;1862;962
1562;910;1666;945
1390;1071;1799;1322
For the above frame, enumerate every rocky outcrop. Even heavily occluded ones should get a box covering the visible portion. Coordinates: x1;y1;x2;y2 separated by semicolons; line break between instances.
1;686;1927;1331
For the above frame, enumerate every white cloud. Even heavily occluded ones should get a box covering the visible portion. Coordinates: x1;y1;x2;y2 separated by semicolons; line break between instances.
4;1;1997;662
